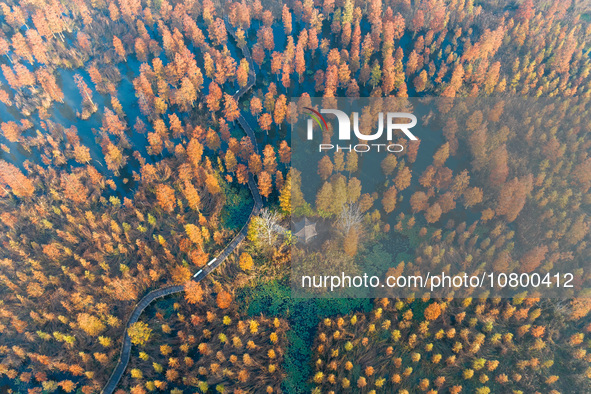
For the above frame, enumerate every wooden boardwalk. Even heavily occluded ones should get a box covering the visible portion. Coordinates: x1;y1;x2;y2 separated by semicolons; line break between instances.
101;20;261;394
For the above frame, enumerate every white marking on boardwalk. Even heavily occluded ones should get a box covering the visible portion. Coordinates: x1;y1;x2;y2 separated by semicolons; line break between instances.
207;257;218;266
193;269;203;278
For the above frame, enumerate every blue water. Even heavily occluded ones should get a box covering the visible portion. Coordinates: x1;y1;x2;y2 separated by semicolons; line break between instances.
0;21;255;198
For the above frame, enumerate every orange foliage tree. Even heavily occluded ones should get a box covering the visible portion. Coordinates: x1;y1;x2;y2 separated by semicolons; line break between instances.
0;160;34;197
216;290;232;309
156;184;176;212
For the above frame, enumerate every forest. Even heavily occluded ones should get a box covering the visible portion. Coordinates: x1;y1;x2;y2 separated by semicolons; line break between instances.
0;0;589;392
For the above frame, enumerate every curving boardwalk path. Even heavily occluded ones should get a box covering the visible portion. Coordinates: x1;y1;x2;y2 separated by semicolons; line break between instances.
101;20;261;394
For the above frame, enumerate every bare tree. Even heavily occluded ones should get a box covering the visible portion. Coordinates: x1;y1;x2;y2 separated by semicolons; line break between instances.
257;208;282;246
336;203;363;234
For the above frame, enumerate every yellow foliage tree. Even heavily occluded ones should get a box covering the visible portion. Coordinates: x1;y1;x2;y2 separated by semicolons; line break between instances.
185;224;203;247
128;322;152;345
239;252;254;271
77;313;105;337
279;173;291;214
